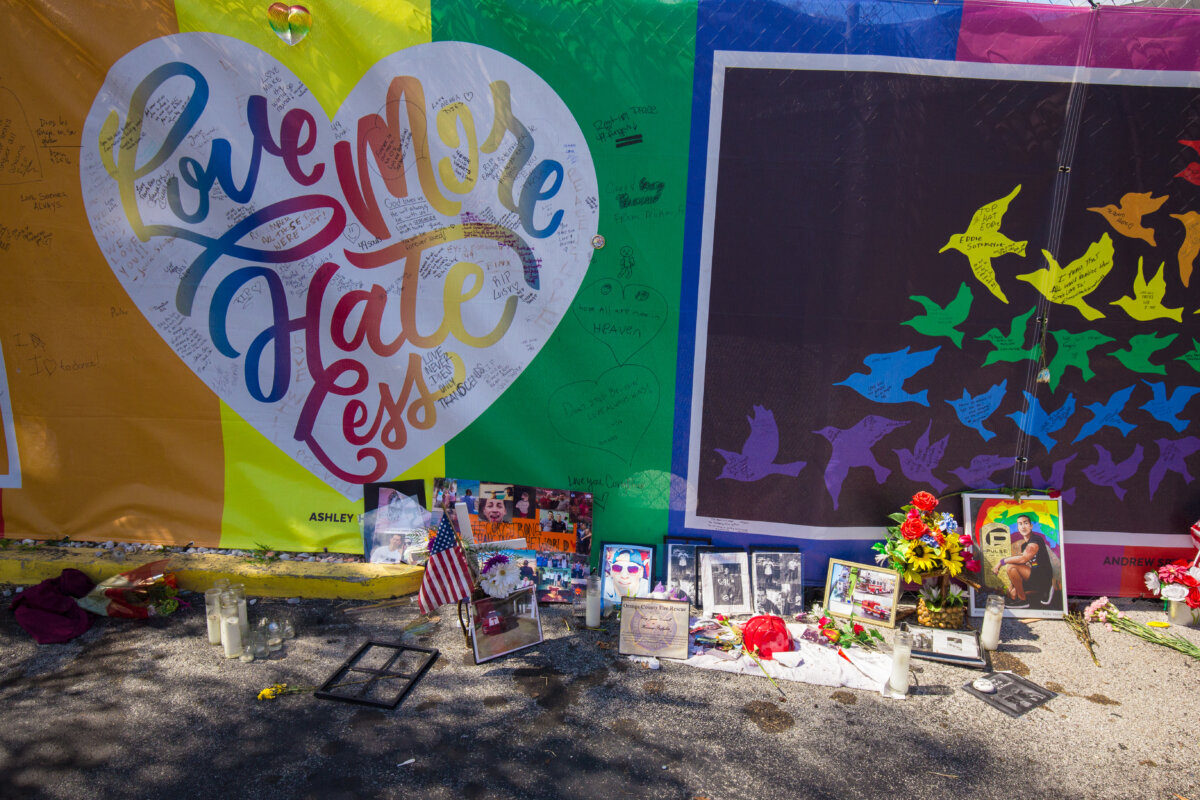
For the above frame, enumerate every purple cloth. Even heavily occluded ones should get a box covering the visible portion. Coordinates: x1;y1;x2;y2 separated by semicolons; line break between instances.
11;569;95;644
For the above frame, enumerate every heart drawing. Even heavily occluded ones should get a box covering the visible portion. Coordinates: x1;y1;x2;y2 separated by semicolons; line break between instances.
80;35;599;497
267;3;312;45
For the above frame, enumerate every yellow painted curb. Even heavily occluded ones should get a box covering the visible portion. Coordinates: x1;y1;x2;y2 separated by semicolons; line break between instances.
0;547;423;600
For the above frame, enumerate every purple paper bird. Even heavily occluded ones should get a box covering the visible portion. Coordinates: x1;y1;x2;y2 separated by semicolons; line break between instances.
814;415;910;509
1148;436;1200;500
714;405;806;482
1020;453;1078;505
1082;443;1144;500
949;454;1015;490
893;421;950;493
833;346;940;406
1139;380;1200;433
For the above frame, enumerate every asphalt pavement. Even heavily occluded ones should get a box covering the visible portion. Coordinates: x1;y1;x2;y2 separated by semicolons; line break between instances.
1;586;1197;800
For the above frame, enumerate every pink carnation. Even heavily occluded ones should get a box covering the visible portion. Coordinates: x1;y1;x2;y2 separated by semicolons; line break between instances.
963;557;981;573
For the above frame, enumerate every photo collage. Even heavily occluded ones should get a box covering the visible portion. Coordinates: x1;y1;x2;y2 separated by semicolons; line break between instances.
434;478;593;604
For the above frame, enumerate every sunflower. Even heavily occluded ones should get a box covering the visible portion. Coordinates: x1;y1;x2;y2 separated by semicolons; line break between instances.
905;542;937;574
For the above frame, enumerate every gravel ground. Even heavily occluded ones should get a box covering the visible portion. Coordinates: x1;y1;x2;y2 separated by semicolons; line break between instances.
1;589;1197;800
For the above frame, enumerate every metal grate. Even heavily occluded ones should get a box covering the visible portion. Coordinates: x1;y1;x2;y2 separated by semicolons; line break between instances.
314;640;439;710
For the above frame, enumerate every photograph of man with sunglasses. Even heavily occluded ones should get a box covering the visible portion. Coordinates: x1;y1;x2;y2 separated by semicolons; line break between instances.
600;544;653;613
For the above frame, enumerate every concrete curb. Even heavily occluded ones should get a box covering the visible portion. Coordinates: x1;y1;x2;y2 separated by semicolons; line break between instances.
0;547;423;600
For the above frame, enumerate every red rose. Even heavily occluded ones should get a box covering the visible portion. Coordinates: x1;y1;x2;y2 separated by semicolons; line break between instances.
900;517;927;540
819;616;831;627
1048;489;1061;499
852;623;864;635
910;491;938;512
742;615;794;660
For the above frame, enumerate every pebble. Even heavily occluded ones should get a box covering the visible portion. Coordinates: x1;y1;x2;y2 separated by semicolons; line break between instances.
279;554;291;561
287;597;300;604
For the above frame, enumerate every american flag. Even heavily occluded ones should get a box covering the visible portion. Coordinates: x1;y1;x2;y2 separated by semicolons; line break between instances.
418;513;474;615
1190;518;1200;551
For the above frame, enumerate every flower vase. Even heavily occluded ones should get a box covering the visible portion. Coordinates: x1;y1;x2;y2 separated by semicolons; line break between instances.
1166;599;1200;627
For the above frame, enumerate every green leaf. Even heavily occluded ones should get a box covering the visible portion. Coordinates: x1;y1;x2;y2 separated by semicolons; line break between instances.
888;513;907;523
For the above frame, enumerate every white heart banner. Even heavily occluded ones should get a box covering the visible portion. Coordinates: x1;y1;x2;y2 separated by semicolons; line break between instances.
80;35;598;497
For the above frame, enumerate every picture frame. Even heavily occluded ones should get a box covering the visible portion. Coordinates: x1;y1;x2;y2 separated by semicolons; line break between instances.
465;587;543;664
902;622;986;669
362;480;428;565
964;493;1067;619
750;548;803;618
822;559;900;628
698;547;752;617
962;672;1057;718
665;542;701;606
598;542;654;613
618;597;691;660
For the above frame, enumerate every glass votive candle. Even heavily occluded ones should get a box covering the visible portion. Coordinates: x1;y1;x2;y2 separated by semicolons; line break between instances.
204;589;223;645
265;620;284;651
889;630;912;696
231;583;249;638
981;594;1005;650
280;620;296;639
585;575;602;627
219;592;242;659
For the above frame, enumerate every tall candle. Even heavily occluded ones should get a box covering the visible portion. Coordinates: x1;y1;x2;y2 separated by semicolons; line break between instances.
204;588;223;645
889;630;912;695
231;583;249;638
586;575;602;627
981;594;1004;650
220;593;242;659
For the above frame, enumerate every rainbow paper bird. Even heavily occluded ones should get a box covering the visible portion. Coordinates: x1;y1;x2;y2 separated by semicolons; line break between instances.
976;306;1039;367
1017;234;1115;321
1177;140;1200;186
1087;191;1167;246
1110;257;1182;323
939;185;1026;304
1169;210;1200;288
1109;332;1177;376
1046;328;1115;391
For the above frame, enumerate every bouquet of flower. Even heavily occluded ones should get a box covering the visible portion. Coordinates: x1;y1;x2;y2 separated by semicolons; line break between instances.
873;491;973;584
75;560;180;619
813;608;884;649
1143;558;1200;609
1084;597;1200;662
478;553;520;599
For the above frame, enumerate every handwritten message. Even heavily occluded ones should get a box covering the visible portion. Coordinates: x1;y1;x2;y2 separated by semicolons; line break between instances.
80;36;598;496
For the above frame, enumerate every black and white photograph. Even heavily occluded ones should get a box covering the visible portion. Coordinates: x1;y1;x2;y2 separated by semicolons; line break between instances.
750;549;802;617
698;548;752;616
962;672;1057;718
666;543;699;605
903;623;986;668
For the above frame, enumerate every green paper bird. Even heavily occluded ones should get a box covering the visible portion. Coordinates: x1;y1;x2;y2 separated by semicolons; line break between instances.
1110;257;1183;323
939;185;1026;304
900;282;974;348
1046;328;1116;391
1109;332;1178;375
1176;338;1200;374
976;306;1040;366
1017;234;1115;321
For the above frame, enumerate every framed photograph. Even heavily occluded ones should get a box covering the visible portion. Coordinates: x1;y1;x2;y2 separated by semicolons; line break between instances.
599;542;654;613
535;551;575;604
823;559;900;628
466;587;543;664
699;548;752;617
902;623;986;669
618;598;691;660
965;494;1067;619
750;548;803;618
665;542;701;605
363;480;427;565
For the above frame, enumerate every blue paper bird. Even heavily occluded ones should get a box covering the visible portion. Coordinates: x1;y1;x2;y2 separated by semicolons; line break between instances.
1082;443;1144;500
893;421;950;493
1072;385;1137;444
1020;453;1077;505
1149;436;1200;500
714;405;806;482
945;380;1007;442
1140;380;1200;433
1007;391;1076;452
834;346;940;407
949;454;1015;490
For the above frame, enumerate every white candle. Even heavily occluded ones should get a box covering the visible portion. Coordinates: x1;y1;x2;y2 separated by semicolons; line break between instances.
889;630;912;695
981;595;1004;650
232;583;249;638
204;588;223;644
206;614;222;645
586;575;601;627
221;614;243;659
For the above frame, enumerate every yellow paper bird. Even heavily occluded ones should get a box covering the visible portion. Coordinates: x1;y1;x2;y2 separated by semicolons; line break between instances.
1088;191;1168;246
939;184;1026;304
1111;257;1183;322
1170;210;1200;288
1016;234;1115;321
